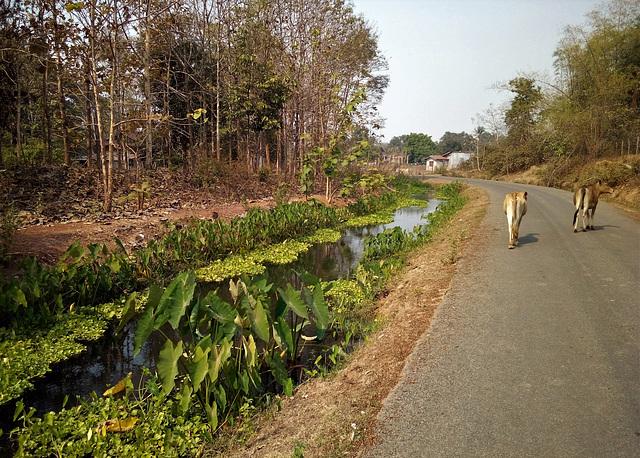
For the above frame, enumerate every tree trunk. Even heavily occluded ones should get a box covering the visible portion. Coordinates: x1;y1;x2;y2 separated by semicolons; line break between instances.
15;74;22;161
246;116;251;173
144;8;153;168
41;64;52;164
53;4;70;165
104;57;117;212
236;118;241;166
84;61;94;169
90;0;109;211
186;75;193;173
216;36;221;161
276;129;281;174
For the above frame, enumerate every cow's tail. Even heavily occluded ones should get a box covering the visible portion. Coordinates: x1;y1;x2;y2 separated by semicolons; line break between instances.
573;187;586;226
509;196;517;234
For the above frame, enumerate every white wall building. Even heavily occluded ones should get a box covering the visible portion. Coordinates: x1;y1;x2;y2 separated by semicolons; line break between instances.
442;151;471;169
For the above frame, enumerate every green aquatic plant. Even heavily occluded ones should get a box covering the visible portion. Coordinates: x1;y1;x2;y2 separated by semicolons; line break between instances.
345;212;394;228
123;271;330;431
301;228;342;245
194;229;342;283
194;255;266;283
12;369;209;457
0;293;143;405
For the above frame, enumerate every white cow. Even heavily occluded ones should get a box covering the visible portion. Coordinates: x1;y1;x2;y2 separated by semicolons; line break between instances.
503;191;528;249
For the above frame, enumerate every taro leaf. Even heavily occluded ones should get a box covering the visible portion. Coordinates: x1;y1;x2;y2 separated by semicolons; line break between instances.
277;283;309;319
103;372;133;398
252;299;270;342
114;237;128;255
241;296;270;342
209;338;232;382
304;285;329;340
7;286;27;309
214;385;227;413
238;370;250;394
13;400;24;422
274;296;287;320
252;275;272;294
178;383;193;416
273;318;294;354
147;284;163;309
157;340;183;394
157;271;196;330
61;241;86;264
133;305;155;356
243;334;258;369
190;345;210;393
204;401;218;431
189;299;201;331
206;294;238;325
228;278;240;302
267;352;293;397
106;258;120;273
116;292;138;334
295;269;320;287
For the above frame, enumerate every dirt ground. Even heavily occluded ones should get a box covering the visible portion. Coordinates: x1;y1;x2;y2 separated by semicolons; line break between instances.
208;184;488;458
3;165;357;273
8;199;273;266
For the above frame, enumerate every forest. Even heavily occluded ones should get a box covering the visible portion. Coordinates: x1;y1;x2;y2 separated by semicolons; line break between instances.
1;0;388;212
1;0;638;203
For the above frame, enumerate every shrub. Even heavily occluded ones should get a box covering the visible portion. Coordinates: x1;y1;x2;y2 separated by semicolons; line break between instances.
0;202;18;263
258;165;271;182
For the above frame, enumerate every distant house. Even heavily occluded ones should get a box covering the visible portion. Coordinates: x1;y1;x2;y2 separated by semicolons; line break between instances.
442;151;472;169
425;155;449;172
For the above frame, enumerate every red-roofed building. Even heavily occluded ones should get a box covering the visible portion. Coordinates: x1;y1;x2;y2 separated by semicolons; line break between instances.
425;155;449;172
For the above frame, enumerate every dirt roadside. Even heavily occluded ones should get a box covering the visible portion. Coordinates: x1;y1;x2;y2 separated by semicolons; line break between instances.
7;199;275;267
210;184;489;457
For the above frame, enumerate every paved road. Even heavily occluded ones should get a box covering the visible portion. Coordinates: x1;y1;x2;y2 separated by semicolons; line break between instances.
363;179;640;457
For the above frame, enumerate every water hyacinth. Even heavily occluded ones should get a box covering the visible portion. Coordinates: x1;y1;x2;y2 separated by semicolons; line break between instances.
345;212;395;228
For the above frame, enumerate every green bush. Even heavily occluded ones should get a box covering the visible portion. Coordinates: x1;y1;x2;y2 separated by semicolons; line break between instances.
0;202;19;263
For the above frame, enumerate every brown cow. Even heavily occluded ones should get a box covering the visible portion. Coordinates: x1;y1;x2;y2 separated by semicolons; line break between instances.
503;191;528;249
573;180;613;232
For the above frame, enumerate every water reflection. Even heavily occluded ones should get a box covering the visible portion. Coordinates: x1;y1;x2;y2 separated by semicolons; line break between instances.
269;200;442;285
2;322;164;421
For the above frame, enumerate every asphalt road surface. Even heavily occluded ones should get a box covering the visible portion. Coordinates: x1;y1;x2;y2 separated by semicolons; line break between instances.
363;179;640;457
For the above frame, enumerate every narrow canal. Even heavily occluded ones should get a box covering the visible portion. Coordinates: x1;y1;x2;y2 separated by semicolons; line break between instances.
6;198;442;422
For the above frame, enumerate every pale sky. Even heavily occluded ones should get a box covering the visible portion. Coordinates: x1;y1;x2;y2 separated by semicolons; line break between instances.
351;0;603;143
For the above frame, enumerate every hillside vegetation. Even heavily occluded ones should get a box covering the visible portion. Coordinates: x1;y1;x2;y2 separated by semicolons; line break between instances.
457;154;640;214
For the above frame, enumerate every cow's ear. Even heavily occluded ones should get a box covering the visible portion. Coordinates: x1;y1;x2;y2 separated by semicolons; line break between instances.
596;179;602;185
523;191;528;199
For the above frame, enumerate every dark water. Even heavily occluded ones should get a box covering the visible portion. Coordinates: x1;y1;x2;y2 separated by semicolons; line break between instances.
0;199;442;440
270;201;443;284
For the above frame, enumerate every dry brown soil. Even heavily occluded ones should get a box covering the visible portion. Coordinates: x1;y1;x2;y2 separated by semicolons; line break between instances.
9;200;273;266
207;184;488;458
